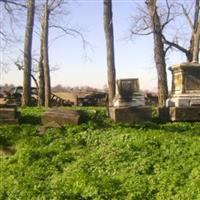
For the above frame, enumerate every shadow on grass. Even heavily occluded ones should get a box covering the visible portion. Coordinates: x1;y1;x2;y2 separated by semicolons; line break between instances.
19;114;41;125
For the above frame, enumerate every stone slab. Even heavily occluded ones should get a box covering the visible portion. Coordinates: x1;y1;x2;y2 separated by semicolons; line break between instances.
169;107;200;121
0;105;19;124
109;106;152;123
41;108;81;125
0;108;17;119
0;118;19;124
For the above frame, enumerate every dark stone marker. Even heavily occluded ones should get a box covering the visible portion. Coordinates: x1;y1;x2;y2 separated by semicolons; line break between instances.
116;79;139;101
0;104;19;124
41;108;81;126
169;107;200;122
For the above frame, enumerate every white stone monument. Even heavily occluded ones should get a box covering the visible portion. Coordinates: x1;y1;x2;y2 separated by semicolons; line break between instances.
109;78;151;123
166;62;200;121
113;79;145;107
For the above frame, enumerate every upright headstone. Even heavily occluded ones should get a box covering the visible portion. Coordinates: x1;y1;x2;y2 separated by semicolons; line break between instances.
110;78;152;123
113;79;145;107
166;62;200;121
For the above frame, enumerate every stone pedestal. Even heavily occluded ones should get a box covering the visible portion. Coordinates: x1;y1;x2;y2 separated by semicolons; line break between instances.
0;104;19;124
110;106;152;123
110;79;152;123
169;107;200;122
166;62;200;121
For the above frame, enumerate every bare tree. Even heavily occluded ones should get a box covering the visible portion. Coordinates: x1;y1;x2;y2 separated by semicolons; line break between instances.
42;0;51;108
103;0;116;107
160;0;200;62
38;37;45;106
22;0;35;106
131;0;199;106
190;0;199;62
37;0;89;107
146;0;168;107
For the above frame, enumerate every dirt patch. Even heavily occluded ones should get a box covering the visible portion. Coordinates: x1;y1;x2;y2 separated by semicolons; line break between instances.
0;98;7;105
0;147;16;156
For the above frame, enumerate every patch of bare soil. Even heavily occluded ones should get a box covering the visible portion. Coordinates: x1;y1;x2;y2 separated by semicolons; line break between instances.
0;147;16;156
0;98;6;105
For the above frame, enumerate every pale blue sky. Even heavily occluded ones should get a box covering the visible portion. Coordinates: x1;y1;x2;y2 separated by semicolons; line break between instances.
1;0;188;91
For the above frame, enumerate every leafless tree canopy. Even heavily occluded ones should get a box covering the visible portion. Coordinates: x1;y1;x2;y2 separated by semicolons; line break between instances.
131;0;200;62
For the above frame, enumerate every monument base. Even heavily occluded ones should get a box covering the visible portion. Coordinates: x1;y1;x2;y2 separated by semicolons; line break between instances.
166;94;200;107
109;106;152;123
168;106;200;122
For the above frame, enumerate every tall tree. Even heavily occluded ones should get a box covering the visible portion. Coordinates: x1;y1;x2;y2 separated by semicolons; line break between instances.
103;0;116;106
42;0;51;108
146;0;168;107
191;0;200;62
22;0;35;106
38;36;45;106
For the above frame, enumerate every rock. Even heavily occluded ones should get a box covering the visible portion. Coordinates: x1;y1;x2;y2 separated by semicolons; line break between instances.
37;121;61;135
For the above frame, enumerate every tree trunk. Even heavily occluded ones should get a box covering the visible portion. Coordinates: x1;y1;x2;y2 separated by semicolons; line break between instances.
22;0;35;106
192;0;200;62
103;0;116;106
193;24;200;62
38;23;45;106
146;0;168;107
43;0;51;108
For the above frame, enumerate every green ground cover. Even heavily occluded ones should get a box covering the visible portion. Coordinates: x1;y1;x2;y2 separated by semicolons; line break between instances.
0;107;200;200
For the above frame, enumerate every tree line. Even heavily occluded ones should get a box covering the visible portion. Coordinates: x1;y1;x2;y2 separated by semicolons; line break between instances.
0;0;200;108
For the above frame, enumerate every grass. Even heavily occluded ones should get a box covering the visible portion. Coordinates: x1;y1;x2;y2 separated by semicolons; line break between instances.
0;107;200;200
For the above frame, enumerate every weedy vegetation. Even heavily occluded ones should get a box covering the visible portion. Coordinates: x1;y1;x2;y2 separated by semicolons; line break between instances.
0;107;200;200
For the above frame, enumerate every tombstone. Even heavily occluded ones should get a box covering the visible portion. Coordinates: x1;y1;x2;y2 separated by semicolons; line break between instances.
166;62;200;121
0;104;19;124
113;79;145;107
110;78;152;123
41;108;81;126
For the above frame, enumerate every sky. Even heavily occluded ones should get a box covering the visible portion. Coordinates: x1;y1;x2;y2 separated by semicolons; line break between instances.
0;0;189;91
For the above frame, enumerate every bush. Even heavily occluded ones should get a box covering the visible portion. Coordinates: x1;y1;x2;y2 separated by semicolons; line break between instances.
0;107;200;199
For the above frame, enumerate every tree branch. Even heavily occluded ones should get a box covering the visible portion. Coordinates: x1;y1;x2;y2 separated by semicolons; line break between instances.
180;3;193;29
0;0;26;8
49;25;89;50
162;34;189;55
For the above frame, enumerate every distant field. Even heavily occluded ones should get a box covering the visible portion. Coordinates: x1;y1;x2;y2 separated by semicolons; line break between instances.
0;107;200;200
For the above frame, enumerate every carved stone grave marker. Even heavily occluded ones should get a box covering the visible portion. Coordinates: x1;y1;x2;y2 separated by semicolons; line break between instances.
113;78;145;107
110;78;152;123
165;62;200;121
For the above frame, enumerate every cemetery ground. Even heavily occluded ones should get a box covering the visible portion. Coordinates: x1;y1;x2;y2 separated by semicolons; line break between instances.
0;107;200;200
